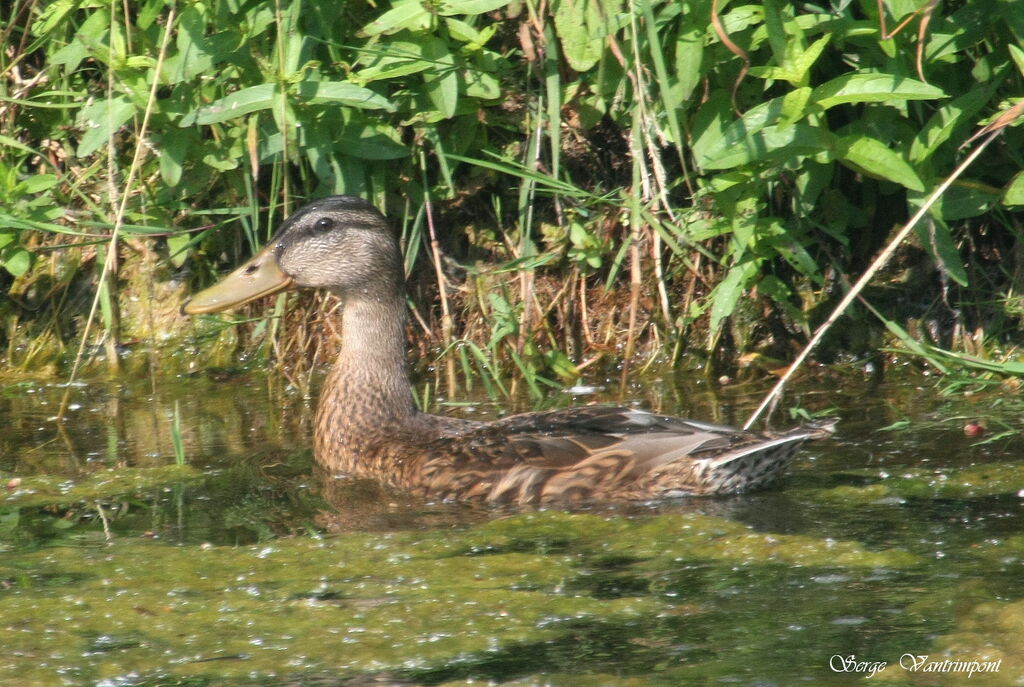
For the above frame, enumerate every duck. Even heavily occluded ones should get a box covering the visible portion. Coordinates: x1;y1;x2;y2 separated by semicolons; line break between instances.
183;195;832;504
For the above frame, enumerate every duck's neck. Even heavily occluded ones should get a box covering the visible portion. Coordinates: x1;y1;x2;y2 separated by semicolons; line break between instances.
314;288;418;470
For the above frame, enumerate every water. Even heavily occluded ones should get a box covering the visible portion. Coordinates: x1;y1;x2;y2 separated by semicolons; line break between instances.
2;370;1022;686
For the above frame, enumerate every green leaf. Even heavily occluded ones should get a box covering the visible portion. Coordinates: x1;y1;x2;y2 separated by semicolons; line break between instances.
811;73;946;111
543;348;580;382
730;195;758;255
763;222;822;283
202;151;240;171
446;152;604;199
789;34;830;85
439;0;511;14
2;247;32;277
760;0;789;65
701;123;826;170
49;39;89;70
929;180;1000;221
445;17;486;43
914;218;968;286
356;41;433;82
181;84;277;126
552;0;624;72
0;213;79;235
69;8;113;62
757;274;807;327
422;38;459;119
637;0;684;155
750;35;830;87
18;174;58;194
862;301;950;374
76;95;135;157
1010;44;1024;77
718;4;763;35
1004;171;1024;206
0;213;86;235
797;163;838;225
673;22;703;103
33;0;78;35
833;135;924;191
878;420;912;432
125;56;156;69
709;260;758;337
159;132;189;187
689;93;732;168
176;5;215;80
553;0;601;72
138;0;165;29
463;60;501;100
48;7;107;70
487;292;519;347
700;96;788;164
361;0;431;37
683;215;731;242
167;233;192;269
779;87;812;126
927;348;1024;376
338;114;408;159
296;81;395;111
909;80;1001;164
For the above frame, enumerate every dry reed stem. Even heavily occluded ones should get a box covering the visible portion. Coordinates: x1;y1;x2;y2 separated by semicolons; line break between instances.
578;272;596;350
744;124;1009;430
273;0;291;213
423;193;457;396
874;0;940;82
620;231;642;389
58;2;178;420
710;0;750;115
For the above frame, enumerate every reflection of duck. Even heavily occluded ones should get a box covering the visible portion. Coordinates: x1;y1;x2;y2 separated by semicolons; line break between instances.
184;196;831;504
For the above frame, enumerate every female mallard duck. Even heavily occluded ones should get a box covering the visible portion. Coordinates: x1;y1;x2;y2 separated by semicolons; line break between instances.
184;195;830;504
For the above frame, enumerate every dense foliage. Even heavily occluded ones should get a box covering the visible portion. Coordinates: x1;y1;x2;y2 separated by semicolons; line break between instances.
1;0;1023;384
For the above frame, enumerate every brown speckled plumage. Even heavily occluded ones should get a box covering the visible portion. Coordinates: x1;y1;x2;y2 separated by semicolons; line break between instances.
185;195;833;504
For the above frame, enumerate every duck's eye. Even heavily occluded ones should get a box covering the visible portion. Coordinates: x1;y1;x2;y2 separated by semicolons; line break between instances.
315;217;336;231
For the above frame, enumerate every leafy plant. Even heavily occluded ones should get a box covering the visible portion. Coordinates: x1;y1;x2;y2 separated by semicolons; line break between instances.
1;0;1023;386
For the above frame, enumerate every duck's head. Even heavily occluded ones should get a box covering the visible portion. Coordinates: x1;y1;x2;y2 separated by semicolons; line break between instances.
183;195;402;315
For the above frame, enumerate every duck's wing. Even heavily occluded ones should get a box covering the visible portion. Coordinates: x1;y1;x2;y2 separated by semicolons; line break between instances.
419;406;830;503
485;405;753;461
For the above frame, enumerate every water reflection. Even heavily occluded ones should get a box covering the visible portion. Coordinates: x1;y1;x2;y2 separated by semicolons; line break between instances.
1;374;310;474
2;369;1024;685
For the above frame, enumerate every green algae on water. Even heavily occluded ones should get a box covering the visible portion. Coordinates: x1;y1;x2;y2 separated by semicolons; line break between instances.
452;511;920;569
873;597;1024;685
0;510;925;686
799;461;1024;506
2;465;202;509
0;527;654;685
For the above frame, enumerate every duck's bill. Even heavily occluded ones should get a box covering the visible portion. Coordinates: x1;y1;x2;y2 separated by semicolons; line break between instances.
182;243;295;315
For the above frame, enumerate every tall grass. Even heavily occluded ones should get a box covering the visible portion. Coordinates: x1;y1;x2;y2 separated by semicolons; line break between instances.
1;0;1024;390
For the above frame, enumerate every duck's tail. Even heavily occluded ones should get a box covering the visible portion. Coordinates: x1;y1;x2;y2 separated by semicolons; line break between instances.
684;418;837;496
